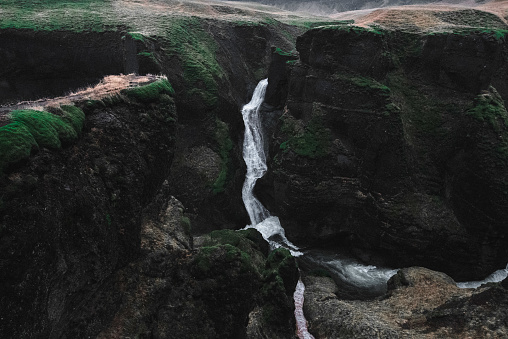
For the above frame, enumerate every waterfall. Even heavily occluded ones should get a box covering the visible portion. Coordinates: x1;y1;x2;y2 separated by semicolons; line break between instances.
241;78;301;256
241;79;312;339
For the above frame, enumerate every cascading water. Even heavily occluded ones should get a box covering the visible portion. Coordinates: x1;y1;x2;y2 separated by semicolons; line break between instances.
241;79;311;339
239;78;508;338
241;78;301;256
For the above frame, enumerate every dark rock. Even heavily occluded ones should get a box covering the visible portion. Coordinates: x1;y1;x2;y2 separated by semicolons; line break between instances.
260;27;508;281
265;47;298;108
502;277;508;290
0;92;177;337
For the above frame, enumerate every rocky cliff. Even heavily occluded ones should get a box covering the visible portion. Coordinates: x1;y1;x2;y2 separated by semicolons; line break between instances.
260;26;508;281
1;1;508;338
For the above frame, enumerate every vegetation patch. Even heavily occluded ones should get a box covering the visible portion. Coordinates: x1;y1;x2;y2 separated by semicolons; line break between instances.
194;244;254;274
350;76;391;96
387;72;456;136
122;78;175;103
280;115;331;158
163;17;225;108
0;106;84;175
467;86;508;131
274;47;295;57
211;118;233;194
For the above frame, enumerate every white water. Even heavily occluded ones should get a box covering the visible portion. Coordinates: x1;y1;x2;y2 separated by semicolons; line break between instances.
241;79;311;338
241;79;302;256
457;263;508;289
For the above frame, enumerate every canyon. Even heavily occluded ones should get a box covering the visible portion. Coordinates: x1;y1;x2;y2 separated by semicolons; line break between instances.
1;0;508;338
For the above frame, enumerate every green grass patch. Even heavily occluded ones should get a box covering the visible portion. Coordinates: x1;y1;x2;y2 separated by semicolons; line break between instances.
0;0;108;32
122;78;175;103
274;47;295;57
0;122;37;175
128;32;146;42
11;109;78;148
467;86;508;131
212;118;233;194
0;107;84;175
60;105;86;133
387;72;451;135
350;76;391;96
163;17;225;108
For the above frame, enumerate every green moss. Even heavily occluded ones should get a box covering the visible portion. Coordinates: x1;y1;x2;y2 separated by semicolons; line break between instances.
122;79;175;103
467;86;508;131
128;32;146;42
164;17;225;108
266;248;293;270
0;122;37;174
194;244;254;274
0;108;83;175
280;116;331;158
0;0;107;32
387;72;450;135
350;76;391;96
60;105;85;133
11;109;78;148
274;47;295;57
212;118;233;194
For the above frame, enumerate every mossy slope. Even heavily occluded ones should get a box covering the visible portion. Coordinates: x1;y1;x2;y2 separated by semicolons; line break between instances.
0;106;84;174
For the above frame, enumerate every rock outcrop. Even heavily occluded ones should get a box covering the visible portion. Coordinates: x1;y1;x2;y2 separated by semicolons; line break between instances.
303;267;508;338
260;27;508;281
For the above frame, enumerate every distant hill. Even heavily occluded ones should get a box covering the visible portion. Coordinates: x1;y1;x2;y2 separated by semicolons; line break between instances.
224;0;489;14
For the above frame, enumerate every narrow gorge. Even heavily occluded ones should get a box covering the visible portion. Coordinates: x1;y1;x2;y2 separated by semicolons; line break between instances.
1;0;508;338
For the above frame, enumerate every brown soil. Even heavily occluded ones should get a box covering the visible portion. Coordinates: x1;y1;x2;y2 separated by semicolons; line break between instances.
0;74;162;115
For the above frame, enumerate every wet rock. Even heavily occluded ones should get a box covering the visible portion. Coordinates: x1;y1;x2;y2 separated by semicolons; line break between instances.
303;267;508;338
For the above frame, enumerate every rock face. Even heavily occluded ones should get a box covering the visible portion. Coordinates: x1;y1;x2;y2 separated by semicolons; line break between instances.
303;267;508;338
0;29;140;104
0;87;177;337
260;27;508;281
0;84;300;338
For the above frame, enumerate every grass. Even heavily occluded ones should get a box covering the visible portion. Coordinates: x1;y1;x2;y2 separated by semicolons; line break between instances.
350;76;391;96
467;86;508;131
122;78;175;103
212;118;233;194
0;106;85;175
0;0;109;32
273;47;295;57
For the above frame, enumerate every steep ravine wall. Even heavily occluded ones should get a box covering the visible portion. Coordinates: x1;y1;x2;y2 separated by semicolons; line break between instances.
261;27;508;281
0;21;302;338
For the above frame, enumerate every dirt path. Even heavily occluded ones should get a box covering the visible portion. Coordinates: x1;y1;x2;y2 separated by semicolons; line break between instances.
0;74;161;115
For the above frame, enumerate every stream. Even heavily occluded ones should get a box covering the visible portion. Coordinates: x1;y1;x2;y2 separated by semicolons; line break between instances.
239;78;508;337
